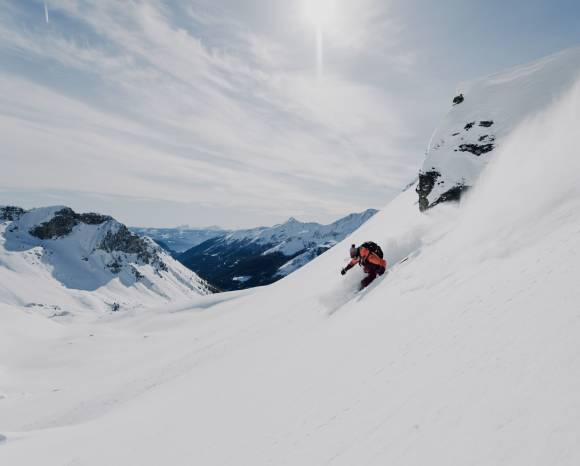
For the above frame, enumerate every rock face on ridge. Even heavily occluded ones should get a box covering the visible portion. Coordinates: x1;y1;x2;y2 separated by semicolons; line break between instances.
0;206;26;222
417;46;580;211
29;207;111;239
0;205;212;313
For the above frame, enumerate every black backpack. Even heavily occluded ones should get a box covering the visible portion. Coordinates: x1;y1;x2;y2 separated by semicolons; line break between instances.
361;241;383;259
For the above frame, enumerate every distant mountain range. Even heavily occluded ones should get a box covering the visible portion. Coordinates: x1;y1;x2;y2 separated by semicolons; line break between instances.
137;209;377;291
0;205;377;314
130;225;227;254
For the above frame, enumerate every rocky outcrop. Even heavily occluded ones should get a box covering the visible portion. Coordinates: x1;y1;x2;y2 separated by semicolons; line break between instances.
417;105;498;210
0;206;26;222
100;225;151;261
99;225;168;273
30;208;111;239
416;171;440;211
457;143;495;156
453;94;464;105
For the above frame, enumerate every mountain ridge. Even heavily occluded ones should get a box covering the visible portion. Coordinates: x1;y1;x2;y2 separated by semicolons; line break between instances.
178;208;378;290
0;205;211;314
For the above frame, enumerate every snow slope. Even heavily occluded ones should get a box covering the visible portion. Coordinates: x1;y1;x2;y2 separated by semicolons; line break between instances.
2;58;580;465
418;45;580;209
0;206;211;314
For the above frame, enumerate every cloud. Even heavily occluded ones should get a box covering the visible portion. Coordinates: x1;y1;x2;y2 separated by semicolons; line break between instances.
0;0;424;227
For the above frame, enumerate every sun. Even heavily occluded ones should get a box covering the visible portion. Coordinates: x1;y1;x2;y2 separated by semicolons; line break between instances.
304;0;337;29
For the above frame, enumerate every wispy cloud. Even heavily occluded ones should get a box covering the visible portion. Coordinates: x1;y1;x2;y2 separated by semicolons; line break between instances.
0;0;424;227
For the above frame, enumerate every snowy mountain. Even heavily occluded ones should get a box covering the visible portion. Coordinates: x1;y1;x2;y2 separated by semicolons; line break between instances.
0;206;212;314
129;225;227;253
2;48;580;466
417;46;580;210
178;209;378;290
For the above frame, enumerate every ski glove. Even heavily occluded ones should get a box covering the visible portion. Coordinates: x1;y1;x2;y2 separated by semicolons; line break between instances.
340;268;346;276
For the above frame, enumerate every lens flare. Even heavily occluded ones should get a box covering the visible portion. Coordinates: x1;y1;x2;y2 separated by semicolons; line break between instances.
303;0;338;78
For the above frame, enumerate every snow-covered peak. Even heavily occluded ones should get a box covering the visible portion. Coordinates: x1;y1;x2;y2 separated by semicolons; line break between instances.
223;209;378;247
0;206;212;314
418;46;580;210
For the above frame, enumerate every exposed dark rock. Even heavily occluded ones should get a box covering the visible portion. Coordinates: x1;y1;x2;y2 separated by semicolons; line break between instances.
452;93;464;105
99;225;168;274
30;208;79;239
100;226;163;267
130;265;145;280
416;171;441;212
107;259;123;274
451;132;460;136
458;143;495;156
0;206;26;222
79;213;111;224
464;122;475;131
100;225;151;259
478;134;495;142
30;208;112;239
479;120;494;127
432;185;469;207
416;171;471;211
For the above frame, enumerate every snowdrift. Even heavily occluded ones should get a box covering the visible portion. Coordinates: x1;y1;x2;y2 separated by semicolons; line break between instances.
1;53;580;465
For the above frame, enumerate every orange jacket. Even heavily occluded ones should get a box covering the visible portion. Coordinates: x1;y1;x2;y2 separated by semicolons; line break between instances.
346;246;387;270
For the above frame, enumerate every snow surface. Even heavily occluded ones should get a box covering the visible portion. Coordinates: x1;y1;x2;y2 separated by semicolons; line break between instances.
422;46;580;206
2;57;580;465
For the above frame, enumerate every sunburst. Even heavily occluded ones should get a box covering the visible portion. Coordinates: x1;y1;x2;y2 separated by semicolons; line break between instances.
303;0;338;78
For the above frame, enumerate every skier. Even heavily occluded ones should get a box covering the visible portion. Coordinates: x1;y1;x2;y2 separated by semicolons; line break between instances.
341;242;387;290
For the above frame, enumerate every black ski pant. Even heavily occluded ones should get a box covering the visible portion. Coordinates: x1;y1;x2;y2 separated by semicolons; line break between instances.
361;264;385;289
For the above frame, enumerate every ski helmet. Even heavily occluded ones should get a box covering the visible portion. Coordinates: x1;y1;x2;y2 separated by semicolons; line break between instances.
349;244;358;258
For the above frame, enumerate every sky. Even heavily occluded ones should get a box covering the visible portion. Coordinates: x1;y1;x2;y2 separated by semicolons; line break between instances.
1;0;580;228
